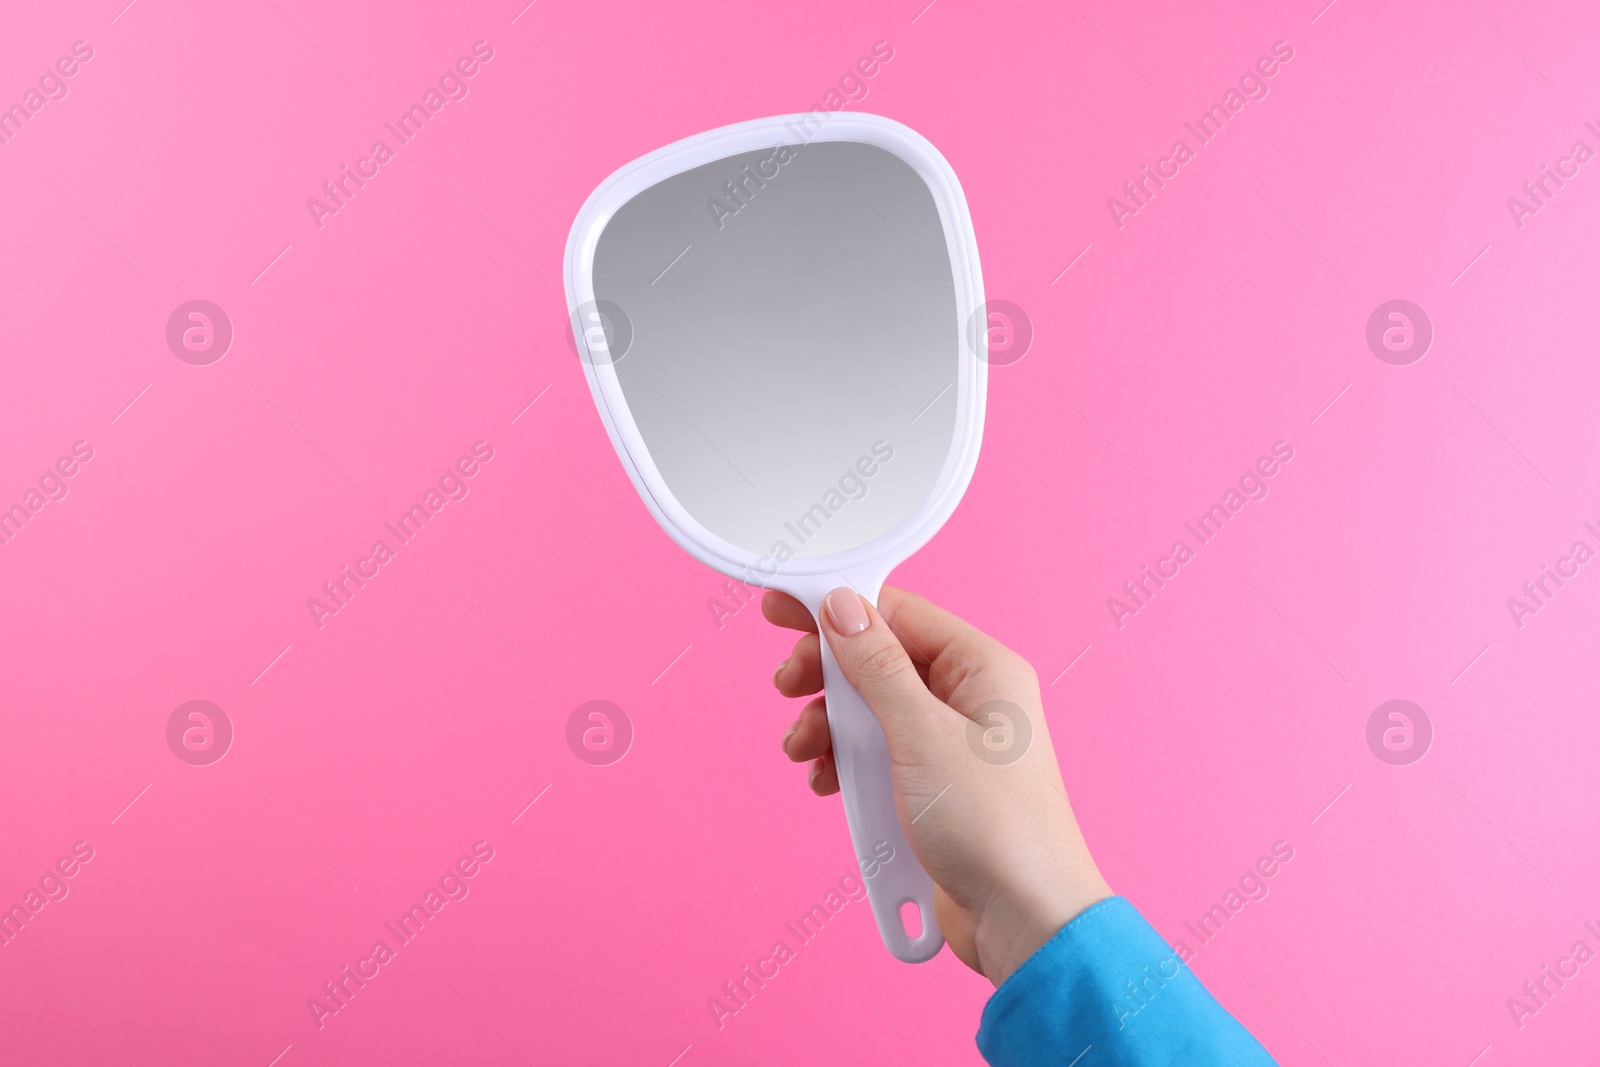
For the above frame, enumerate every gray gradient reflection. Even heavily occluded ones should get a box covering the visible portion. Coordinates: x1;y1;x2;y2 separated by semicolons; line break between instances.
594;140;957;560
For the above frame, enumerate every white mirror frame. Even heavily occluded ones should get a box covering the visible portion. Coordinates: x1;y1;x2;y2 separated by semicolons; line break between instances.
564;112;987;591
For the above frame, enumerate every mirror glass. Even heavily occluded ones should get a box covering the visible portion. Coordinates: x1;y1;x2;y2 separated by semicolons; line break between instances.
592;140;957;561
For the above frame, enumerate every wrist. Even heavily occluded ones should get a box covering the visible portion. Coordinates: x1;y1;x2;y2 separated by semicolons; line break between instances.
978;865;1112;987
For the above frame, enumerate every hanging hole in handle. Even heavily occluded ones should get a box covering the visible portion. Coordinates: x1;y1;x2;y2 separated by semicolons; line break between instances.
898;900;923;940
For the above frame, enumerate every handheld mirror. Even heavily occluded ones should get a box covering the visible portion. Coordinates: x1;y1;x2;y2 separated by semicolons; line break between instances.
564;113;986;962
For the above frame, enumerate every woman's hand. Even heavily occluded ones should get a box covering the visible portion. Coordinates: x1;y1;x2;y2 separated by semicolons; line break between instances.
765;585;1113;987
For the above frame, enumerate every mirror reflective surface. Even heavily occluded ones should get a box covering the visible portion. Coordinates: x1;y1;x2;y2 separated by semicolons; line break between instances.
592;140;957;561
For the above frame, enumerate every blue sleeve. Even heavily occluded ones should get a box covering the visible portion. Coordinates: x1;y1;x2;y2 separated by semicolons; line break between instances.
976;897;1277;1066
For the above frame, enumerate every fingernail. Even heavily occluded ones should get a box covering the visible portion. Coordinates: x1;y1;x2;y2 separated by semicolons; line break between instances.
809;762;822;788
823;588;869;635
782;720;799;754
772;659;788;688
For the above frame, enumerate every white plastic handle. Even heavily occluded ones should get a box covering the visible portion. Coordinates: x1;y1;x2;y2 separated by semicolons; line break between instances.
815;605;944;963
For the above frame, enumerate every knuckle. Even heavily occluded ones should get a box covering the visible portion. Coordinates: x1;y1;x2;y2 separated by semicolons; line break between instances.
989;644;1036;687
854;639;911;684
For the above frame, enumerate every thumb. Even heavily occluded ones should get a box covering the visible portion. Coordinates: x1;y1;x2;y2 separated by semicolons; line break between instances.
819;587;943;745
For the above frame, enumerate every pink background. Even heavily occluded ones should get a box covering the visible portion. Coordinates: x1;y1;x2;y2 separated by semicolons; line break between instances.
2;0;1597;1063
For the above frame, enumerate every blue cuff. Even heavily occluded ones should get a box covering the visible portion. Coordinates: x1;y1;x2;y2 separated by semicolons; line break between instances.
976;897;1277;1066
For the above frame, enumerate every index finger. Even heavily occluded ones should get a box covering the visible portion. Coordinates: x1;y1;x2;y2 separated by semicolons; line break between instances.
760;590;817;633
